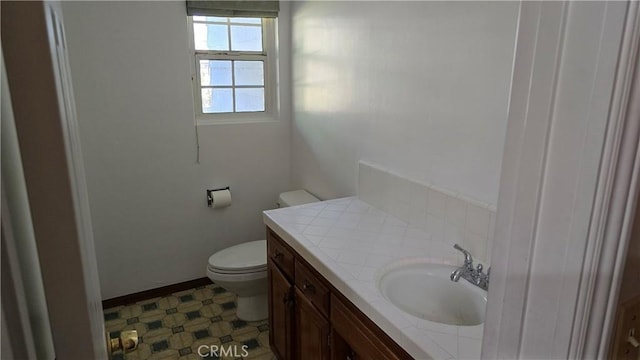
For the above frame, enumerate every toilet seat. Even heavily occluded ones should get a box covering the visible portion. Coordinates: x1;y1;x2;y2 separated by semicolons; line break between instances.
207;240;266;274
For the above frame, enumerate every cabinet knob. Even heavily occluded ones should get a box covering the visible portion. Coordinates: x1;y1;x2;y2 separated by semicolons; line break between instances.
282;293;294;308
302;281;316;293
272;252;283;261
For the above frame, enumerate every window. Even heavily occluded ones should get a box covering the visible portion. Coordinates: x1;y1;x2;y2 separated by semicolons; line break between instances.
189;16;277;123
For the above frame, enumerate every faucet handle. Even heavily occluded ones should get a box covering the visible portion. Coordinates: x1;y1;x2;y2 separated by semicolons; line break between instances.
453;244;473;264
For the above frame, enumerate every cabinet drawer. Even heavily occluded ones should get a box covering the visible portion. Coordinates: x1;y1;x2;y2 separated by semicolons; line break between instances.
267;230;294;278
295;259;330;317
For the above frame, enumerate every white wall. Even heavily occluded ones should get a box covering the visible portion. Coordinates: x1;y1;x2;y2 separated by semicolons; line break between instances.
61;1;291;299
291;1;518;206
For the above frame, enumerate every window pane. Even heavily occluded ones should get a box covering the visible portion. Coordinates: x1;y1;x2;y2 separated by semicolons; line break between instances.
234;61;264;86
202;88;233;113
200;60;232;86
193;16;227;23
194;23;228;51
230;25;262;51
235;88;265;112
230;17;262;25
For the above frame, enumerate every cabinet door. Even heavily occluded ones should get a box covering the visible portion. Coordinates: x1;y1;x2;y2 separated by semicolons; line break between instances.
295;288;330;360
331;329;358;360
269;262;294;360
331;294;412;360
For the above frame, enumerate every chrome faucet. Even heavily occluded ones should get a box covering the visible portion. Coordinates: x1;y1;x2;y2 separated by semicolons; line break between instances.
450;244;490;291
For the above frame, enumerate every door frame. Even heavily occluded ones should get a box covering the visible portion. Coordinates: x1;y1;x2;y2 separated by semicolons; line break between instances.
2;1;107;358
571;2;640;357
483;1;640;358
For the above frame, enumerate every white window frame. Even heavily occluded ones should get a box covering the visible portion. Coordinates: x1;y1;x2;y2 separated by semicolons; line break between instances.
187;16;278;125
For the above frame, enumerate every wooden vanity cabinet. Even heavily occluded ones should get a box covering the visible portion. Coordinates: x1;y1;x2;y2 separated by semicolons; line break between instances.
267;228;412;360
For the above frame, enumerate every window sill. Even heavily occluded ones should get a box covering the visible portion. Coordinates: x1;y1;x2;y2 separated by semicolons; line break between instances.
196;112;279;126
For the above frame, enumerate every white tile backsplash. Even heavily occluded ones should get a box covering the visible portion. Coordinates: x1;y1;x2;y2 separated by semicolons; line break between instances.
425;214;445;241
446;197;468;227
427;187;450;217
357;161;496;263
466;203;492;237
463;231;488;264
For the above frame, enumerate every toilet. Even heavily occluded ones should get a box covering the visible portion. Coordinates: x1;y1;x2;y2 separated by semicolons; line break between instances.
206;190;320;321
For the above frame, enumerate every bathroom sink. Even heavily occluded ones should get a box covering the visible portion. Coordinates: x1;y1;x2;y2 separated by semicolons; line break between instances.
377;261;487;326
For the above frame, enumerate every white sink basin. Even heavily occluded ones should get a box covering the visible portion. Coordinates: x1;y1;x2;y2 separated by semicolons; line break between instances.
377;261;487;326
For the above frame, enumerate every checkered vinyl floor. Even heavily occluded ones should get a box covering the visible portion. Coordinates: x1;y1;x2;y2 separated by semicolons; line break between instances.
103;283;274;360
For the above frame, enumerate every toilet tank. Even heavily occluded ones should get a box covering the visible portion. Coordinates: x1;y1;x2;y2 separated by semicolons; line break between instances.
277;190;320;208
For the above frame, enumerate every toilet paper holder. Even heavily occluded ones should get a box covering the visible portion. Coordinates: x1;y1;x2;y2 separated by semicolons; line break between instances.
207;187;230;207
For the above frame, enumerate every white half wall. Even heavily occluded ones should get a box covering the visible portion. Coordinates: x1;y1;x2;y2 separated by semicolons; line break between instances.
291;1;518;206
61;1;291;299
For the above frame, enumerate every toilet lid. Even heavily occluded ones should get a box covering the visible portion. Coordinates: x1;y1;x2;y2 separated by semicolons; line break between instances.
208;240;267;273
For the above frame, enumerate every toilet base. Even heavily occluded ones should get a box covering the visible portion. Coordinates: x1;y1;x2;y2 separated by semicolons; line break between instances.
236;293;268;321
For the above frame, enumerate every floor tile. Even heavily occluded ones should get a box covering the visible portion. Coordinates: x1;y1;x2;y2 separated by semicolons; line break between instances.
104;283;273;360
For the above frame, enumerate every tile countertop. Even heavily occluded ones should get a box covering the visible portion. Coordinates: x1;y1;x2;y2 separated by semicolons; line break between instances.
263;196;484;360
